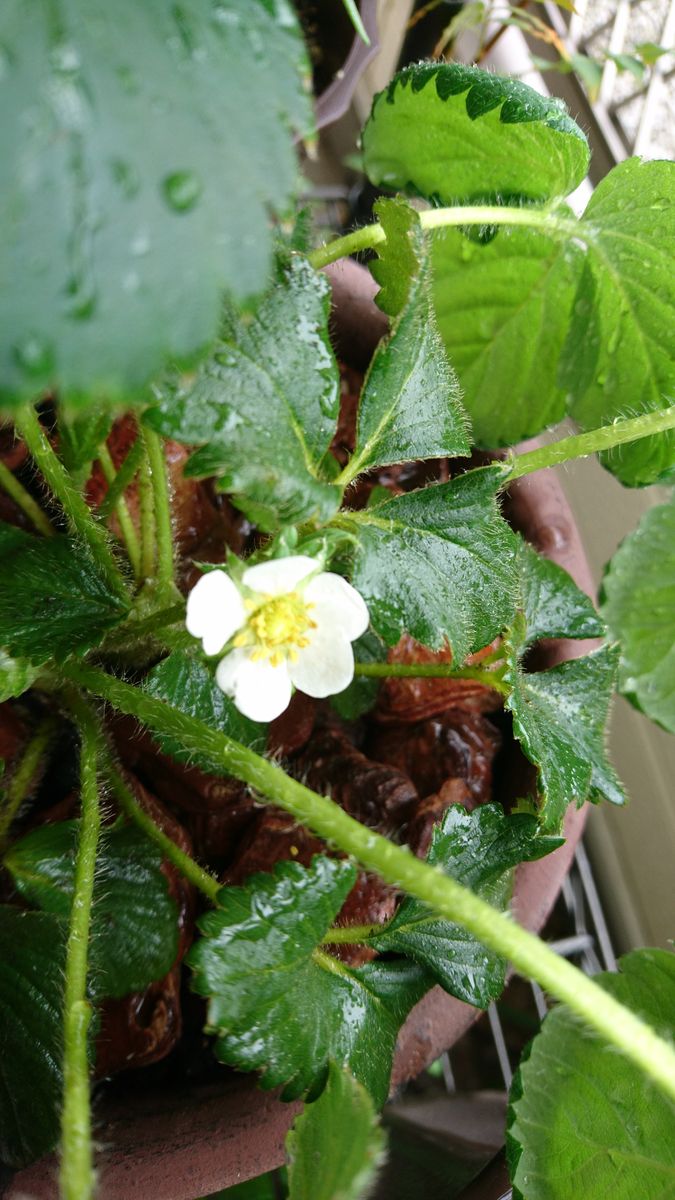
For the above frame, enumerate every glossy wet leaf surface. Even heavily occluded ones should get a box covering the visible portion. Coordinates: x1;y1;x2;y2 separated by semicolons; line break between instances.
369;805;561;1007
6;820;178;999
188;856;429;1106
147;257;342;530
0;907;65;1167
601;493;675;732
0;0;310;408
516;537;605;647
0;649;39;702
507;948;675;1200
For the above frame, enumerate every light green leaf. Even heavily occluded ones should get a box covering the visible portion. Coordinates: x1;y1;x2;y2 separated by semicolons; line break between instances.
0;649;39;701
0;907;65;1167
362;63;589;205
345;464;517;662
287;1062;386;1200
146;257;342;530
601;493;675;732
6;820;178;999
0;0;310;409
188;855;430;1106
561;159;675;486
507;948;675;1200
370;197;425;318
58;409;115;485
516;537;605;647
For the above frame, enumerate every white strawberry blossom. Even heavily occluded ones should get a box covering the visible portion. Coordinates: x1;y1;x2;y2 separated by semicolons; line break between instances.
185;555;369;722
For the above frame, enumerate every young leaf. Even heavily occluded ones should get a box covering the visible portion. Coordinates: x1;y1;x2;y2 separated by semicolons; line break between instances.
146;257;342;530
1;0;310;409
369;805;561;1008
58;409;115;484
370;197;425;318
344;464;517;662
0;907;65;1167
0;649;39;702
188;855;430;1106
507;948;675;1200
516;537;605;647
362;63;589;206
144;649;267;769
600;493;675;733
0;523;130;664
431;225;581;446
287;1062;386;1200
344;261;470;481
6;821;178;999
505;626;624;831
561;159;675;486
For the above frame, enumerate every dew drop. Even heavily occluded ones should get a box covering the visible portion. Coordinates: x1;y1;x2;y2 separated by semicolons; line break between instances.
13;334;54;376
162;170;202;212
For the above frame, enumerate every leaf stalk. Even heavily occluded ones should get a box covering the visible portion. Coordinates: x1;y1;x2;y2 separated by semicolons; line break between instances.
0;715;58;851
505;406;675;480
0;457;54;537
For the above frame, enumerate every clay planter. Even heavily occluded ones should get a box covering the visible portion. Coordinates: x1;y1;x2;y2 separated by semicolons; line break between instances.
8;262;598;1200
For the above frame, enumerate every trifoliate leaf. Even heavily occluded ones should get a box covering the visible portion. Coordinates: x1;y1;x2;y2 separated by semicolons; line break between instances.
287;1062;386;1200
6;821;178;999
0;907;65;1167
431;224;581;446
370;197;425;318
516;537;605;647
507;948;675;1200
0;0;310;409
146;257;342;530
561;159;675;486
600;493;675;733
362;63;589;205
331;630;387;720
0;649;39;701
144;649;266;769
344;261;470;481
369;805;561;1008
0;523;130;664
505;626;624;831
344;464;517;662
188;856;430;1106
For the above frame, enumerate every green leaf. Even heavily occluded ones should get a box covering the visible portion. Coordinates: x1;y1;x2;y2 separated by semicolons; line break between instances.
635;42;670;66
6;820;178;999
146;257;342;530
370;197;425;318
561;159;675;486
607;52;646;81
345;464;517;661
430;224;581;446
370;805;560;1007
507;948;675;1200
505;630;624;831
331;630;387;720
0;523;129;664
287;1062;386;1200
58;409;115;484
362;63;589;206
516;537;605;647
188;855;429;1106
0;0;310;409
345;261;470;481
144;649;266;769
0;907;65;1167
0;648;39;701
600;493;675;733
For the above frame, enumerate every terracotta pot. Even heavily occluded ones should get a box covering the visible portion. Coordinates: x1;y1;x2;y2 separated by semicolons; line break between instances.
8;262;598;1200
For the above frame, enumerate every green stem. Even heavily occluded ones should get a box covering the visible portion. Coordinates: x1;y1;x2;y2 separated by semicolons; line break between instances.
308;204;577;270
322;923;381;945
0;457;54;536
97;438;144;520
102;601;186;650
13;406;129;601
141;425;175;589
506;405;675;480
137;442;156;582
0;716;57;850
62;662;675;1103
59;698;101;1200
354;661;508;696
98;444;142;578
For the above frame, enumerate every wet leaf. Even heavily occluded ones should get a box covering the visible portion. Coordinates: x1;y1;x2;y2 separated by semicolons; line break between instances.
0;649;39;702
516;537;604;647
188;855;429;1106
507;948;675;1200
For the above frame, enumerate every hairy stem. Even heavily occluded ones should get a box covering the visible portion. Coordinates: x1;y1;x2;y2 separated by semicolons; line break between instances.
62;662;675;1102
140;425;175;590
0;716;58;851
97;438;144;520
59;698;101;1200
137;444;156;582
506;406;675;480
98;444;142;578
0;458;54;537
354;661;508;695
13;406;129;601
322;923;382;945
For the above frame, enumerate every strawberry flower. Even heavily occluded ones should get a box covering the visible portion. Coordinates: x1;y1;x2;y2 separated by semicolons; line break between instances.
185;555;369;721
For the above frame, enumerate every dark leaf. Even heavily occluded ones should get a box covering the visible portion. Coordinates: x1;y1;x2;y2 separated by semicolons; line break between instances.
516;537;605;646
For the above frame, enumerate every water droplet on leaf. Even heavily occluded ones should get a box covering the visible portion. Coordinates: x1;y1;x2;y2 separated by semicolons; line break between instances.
162;170;202;212
13;334;54;376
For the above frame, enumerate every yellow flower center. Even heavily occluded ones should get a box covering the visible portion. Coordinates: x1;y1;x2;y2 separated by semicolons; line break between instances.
233;592;317;666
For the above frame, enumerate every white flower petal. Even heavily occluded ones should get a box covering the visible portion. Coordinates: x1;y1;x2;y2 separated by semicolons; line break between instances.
304;573;369;641
186;571;246;656
216;649;292;722
242;555;318;596
289;628;355;698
